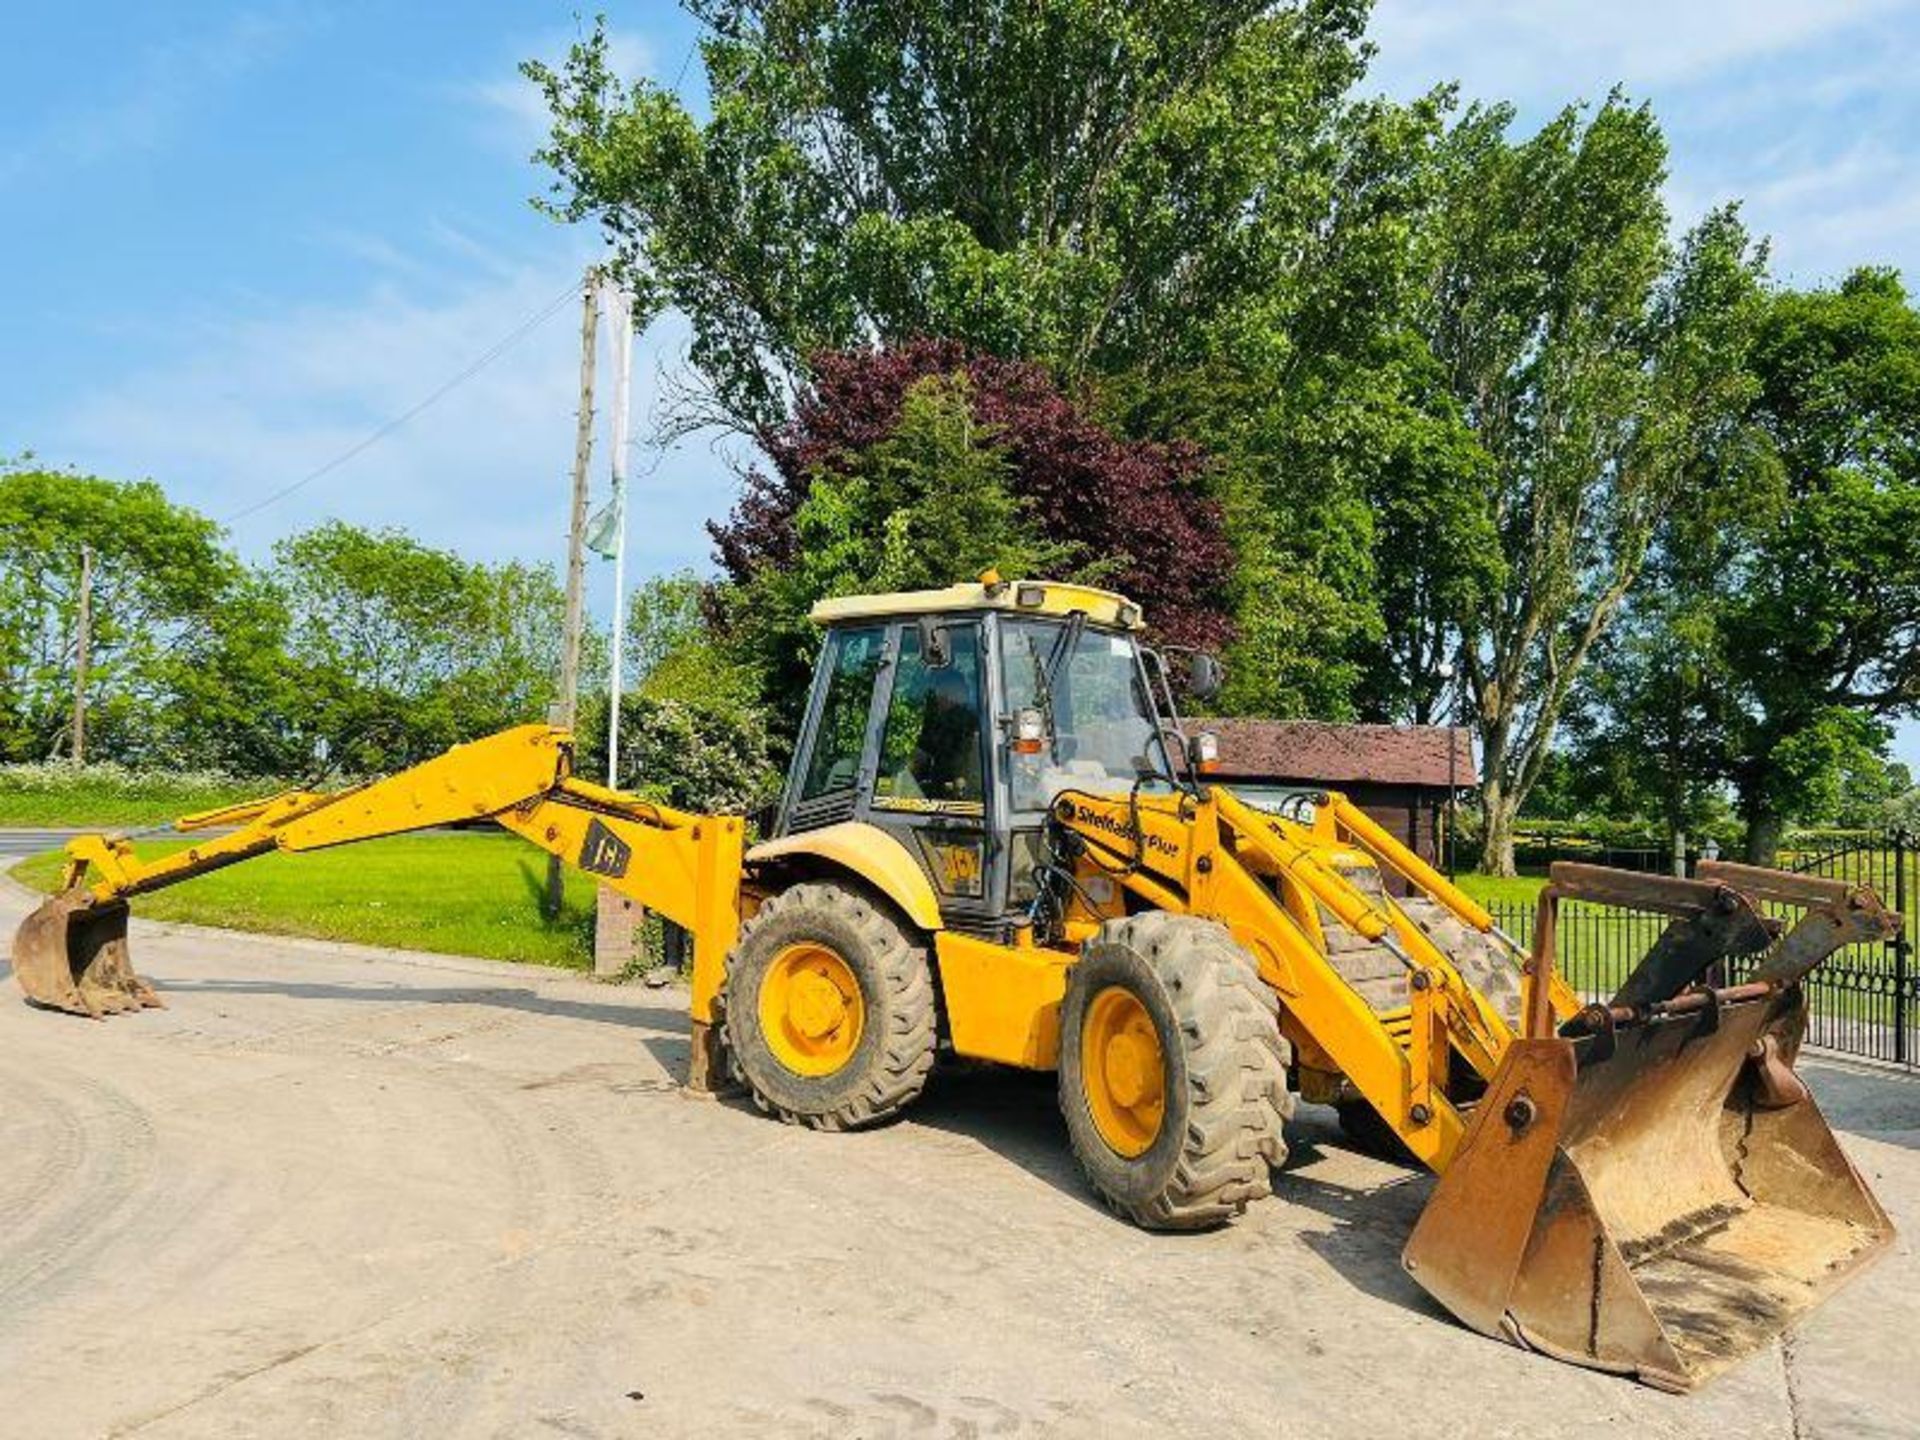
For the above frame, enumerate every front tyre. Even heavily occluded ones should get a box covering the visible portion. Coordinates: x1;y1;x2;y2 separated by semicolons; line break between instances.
1060;913;1292;1229
723;880;936;1130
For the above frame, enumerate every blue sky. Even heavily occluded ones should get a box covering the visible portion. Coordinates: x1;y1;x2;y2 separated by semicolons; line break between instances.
3;1;1916;767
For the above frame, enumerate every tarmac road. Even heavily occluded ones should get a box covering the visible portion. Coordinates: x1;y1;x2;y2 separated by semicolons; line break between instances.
0;829;80;865
0;873;1914;1439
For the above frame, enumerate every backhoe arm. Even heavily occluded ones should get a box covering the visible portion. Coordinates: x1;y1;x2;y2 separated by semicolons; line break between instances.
63;725;575;898
17;724;744;1024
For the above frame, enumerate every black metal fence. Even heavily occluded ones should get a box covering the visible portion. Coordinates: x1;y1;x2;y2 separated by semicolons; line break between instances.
1487;830;1916;1071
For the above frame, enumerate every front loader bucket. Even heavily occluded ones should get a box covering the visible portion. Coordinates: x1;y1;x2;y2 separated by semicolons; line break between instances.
1403;993;1890;1390
10;891;161;1017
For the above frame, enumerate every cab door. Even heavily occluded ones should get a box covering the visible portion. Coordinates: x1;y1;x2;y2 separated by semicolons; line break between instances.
863;620;999;923
778;624;889;835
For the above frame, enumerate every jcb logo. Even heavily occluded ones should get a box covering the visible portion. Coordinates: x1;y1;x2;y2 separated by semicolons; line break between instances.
940;844;981;889
578;819;632;878
918;837;984;899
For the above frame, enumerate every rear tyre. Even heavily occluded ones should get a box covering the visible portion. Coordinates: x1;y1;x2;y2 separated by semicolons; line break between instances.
723;880;937;1130
1060;913;1292;1230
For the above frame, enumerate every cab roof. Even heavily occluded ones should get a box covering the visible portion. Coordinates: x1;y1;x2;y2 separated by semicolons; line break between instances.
808;575;1144;631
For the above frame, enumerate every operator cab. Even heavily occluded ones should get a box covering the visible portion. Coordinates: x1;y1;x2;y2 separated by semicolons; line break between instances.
774;575;1204;930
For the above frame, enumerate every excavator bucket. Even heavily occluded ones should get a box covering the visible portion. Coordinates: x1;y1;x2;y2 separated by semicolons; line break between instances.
1403;863;1898;1391
10;891;161;1018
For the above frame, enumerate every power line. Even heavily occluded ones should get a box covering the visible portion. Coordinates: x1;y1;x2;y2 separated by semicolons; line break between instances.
672;34;700;93
222;277;584;524
670;12;712;94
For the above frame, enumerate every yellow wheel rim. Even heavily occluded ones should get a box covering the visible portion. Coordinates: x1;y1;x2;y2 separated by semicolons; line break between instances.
759;942;865;1077
1081;986;1166;1158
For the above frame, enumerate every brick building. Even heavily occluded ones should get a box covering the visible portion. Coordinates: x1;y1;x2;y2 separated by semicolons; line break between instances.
1200;719;1476;867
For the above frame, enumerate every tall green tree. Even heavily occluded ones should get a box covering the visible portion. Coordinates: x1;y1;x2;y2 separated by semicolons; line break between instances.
273;523;568;771
624;569;763;720
526;1;1375;433
529;4;1455;719
141;574;306;776
1346;348;1504;725
1124;93;1466;721
625;569;706;685
724;373;1075;729
1562;575;1739;866
1418;96;1768;873
1710;270;1920;861
0;467;244;763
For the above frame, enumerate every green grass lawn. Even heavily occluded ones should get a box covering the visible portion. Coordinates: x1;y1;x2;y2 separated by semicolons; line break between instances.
0;769;283;828
8;830;598;969
1450;872;1546;906
1451;867;1913;1021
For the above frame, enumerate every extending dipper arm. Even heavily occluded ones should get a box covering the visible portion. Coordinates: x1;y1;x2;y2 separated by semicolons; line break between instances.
23;724;744;1031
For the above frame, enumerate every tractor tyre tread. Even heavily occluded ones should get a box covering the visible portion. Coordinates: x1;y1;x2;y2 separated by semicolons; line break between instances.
721;880;936;1132
1062;913;1292;1231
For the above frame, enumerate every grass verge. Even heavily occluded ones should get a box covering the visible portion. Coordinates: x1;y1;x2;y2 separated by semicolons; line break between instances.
7;830;597;969
1450;872;1546;906
0;765;284;828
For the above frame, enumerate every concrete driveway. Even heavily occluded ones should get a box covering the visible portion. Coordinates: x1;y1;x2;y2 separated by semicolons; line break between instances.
0;876;1914;1439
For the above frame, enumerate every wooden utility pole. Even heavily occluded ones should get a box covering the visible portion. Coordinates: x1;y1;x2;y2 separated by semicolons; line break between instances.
546;270;600;917
71;544;93;766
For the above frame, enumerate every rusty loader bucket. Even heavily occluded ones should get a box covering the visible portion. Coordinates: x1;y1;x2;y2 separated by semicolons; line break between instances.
1403;862;1897;1391
10;890;161;1018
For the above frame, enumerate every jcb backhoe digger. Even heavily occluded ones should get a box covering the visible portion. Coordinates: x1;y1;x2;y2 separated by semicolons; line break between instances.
10;576;1898;1391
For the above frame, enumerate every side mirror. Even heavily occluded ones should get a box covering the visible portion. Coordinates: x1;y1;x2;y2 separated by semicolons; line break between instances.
919;619;953;669
1189;651;1225;701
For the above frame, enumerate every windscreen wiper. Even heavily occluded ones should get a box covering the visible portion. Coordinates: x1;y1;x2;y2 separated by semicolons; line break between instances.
1036;612;1086;761
1041;612;1085;695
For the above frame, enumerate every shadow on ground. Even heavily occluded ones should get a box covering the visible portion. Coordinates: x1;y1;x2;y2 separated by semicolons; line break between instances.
908;1062;1095;1210
1281;1153;1446;1314
148;975;685;1034
131;972;707;1089
1806;1058;1920;1150
905;1066;1451;1319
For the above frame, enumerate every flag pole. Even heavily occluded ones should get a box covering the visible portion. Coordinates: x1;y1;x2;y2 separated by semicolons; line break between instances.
600;279;636;786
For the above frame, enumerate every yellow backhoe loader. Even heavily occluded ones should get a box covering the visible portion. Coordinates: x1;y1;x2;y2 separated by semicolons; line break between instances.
10;576;1898;1391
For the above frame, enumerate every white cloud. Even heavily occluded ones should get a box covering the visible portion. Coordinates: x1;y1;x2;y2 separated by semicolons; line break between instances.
1366;1;1916;100
1366;1;1920;287
0;9;304;188
42;230;740;606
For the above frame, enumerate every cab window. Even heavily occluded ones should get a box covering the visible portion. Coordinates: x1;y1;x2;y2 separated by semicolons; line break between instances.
1001;620;1164;811
874;624;986;810
799;626;886;801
